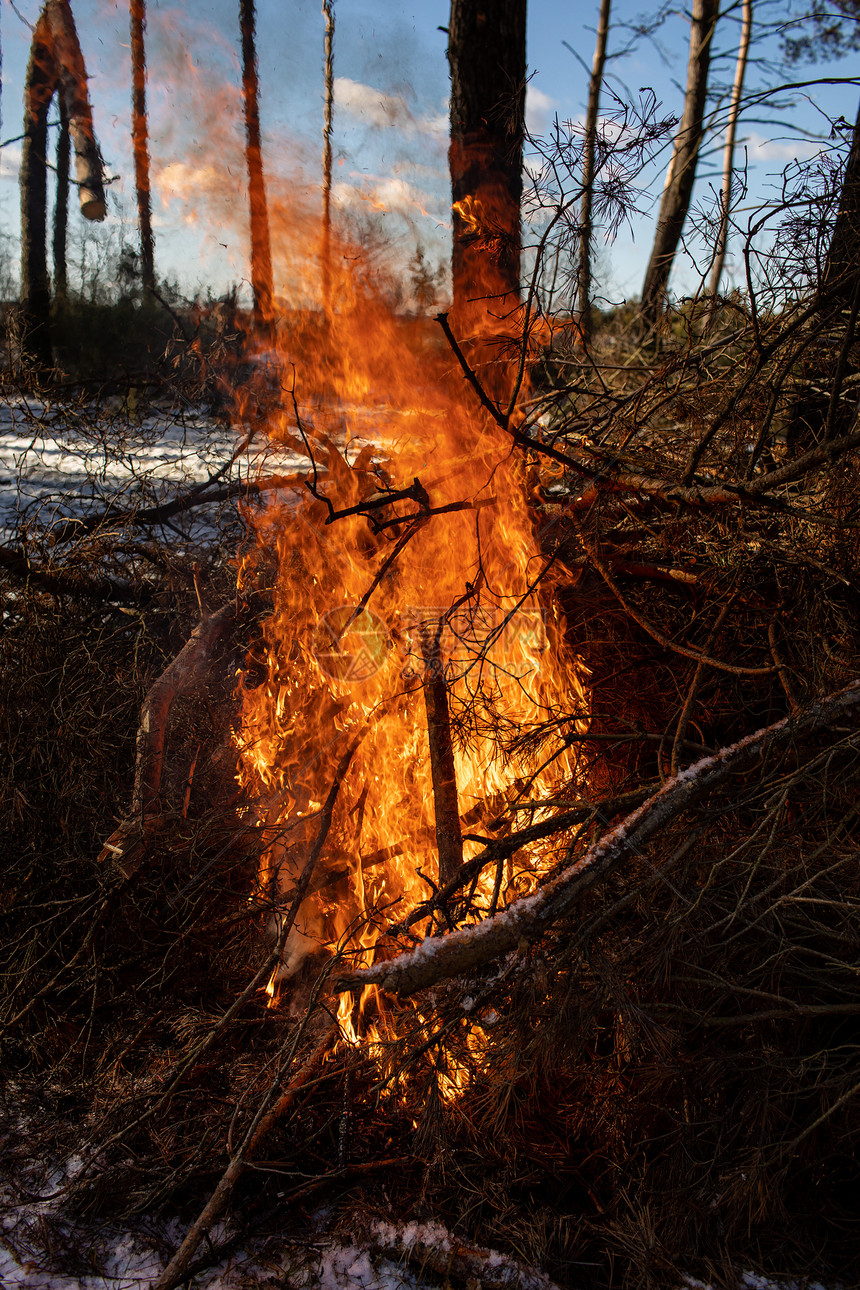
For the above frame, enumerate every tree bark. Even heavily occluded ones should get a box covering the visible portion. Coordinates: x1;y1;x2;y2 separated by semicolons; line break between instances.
46;0;106;220
576;0;611;343
422;629;464;888
130;0;156;295
20;8;54;369
447;0;526;334
640;0;719;333
20;0;105;369
239;0;275;335
53;98;70;299
707;0;752;306
822;96;860;310
321;0;335;314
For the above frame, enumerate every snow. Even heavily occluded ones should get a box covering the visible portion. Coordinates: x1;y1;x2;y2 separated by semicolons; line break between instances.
681;1275;842;1290
0;394;307;548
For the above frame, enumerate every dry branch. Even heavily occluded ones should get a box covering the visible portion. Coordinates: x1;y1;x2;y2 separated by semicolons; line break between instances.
337;681;860;996
0;542;143;602
151;1021;336;1290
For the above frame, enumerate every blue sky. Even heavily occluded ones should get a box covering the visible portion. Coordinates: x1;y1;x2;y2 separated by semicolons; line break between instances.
0;0;858;307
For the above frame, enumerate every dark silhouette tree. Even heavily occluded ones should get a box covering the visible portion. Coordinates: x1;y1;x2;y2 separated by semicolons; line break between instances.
822;100;860;311
53;99;70;299
239;0;274;335
19;0;105;368
447;0;526;334
130;0;155;296
640;0;719;333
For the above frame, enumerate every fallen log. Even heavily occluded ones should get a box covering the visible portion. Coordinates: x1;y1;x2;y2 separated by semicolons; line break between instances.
336;680;860;997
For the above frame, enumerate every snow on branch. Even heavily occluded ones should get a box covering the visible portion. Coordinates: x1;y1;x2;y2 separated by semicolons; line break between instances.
336;681;860;997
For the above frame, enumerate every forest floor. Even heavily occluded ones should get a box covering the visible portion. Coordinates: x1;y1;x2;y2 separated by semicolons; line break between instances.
1;308;858;1290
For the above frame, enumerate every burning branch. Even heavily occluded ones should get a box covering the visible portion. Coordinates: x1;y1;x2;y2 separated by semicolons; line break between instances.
421;622;464;889
337;681;860;997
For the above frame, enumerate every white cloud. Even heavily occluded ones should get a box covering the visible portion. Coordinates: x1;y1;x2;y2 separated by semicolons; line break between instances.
526;85;556;135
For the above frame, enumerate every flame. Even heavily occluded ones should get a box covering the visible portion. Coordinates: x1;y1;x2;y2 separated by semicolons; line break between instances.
452;194;486;237
232;180;586;1078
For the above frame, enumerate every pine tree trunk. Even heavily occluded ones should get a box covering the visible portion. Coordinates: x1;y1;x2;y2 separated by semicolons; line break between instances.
239;0;274;335
707;0;752;308
822;98;860;311
576;0;611;344
19;9;55;369
447;0;526;335
321;0;335;315
20;0;105;371
47;0;106;221
130;0;155;295
640;0;719;333
53;99;70;300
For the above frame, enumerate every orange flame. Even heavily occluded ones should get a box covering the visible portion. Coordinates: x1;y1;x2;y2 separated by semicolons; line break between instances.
233;201;586;1058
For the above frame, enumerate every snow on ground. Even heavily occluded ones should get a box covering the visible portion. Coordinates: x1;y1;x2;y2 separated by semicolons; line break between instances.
0;394;309;549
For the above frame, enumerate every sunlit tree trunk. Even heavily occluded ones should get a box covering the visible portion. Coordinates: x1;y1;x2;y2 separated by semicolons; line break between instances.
20;0;105;369
47;0;106;221
707;0;752;307
640;0;719;333
321;0;335;315
130;0;155;296
53;98;70;299
239;0;274;335
576;0;611;344
447;0;526;335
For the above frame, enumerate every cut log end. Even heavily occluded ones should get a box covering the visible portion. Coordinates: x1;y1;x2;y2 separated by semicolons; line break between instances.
80;192;107;221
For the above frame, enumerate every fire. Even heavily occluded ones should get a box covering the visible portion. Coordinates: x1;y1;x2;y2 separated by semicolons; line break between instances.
452;194;486;236
233;220;586;1056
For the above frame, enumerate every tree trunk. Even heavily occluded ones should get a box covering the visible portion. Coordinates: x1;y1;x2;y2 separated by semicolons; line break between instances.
422;630;464;889
640;0;719;333
707;0;753;308
447;0;526;335
46;0;106;221
130;0;156;295
53;98;70;299
20;8;55;369
822;97;860;310
20;0;105;370
576;0;612;344
239;0;275;335
321;0;335;315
